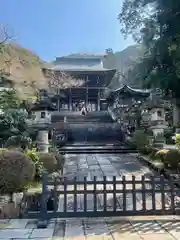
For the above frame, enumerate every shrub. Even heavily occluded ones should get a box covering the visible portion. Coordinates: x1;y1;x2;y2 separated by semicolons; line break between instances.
37;152;58;173
176;134;180;148
5;135;32;150
164;129;174;144
163;149;180;170
0;150;35;195
149;148;158;160
155;149;169;162
0;148;8;153
132;129;149;152
143;146;158;160
49;146;65;172
54;152;65;172
25;150;44;181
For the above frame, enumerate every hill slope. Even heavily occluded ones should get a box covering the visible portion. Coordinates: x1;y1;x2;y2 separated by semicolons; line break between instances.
0;44;49;98
103;45;142;89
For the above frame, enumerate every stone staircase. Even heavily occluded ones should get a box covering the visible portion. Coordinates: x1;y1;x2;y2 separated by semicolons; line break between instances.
51;111;124;144
51;111;114;123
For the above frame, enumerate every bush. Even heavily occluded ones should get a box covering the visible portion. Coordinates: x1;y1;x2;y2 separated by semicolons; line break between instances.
54;152;65;171
155;149;169;162
37;152;58;173
5;135;32;150
176;134;180;148
132;129;149;152
49;146;65;172
0;148;8;153
0;150;35;195
164;129;174;144
149;148;158;160
163;149;180;170
25;150;44;181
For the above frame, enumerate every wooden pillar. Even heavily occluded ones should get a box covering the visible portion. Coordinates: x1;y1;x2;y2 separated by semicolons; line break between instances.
86;76;88;108
69;88;72;111
97;76;100;111
57;88;60;111
97;88;100;111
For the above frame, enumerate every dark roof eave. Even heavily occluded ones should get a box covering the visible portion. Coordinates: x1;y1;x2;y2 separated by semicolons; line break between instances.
42;67;116;74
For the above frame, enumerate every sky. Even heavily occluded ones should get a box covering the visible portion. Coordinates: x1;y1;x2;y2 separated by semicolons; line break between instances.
0;0;134;61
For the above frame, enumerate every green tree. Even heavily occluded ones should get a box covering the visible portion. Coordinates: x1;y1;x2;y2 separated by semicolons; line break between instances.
0;89;21;111
118;0;180;98
0;109;28;142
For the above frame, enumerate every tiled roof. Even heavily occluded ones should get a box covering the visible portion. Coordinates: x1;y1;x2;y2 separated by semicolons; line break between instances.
49;65;116;72
113;85;150;94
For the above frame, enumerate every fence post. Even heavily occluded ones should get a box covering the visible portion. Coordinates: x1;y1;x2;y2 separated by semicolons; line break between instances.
37;171;48;228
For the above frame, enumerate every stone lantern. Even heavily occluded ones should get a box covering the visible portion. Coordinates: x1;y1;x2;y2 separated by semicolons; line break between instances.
30;98;57;152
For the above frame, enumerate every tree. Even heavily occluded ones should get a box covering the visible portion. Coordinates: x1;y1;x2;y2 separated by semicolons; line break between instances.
0;109;28;142
0;25;14;80
119;0;180;126
0;88;29;143
42;68;85;95
118;0;180;98
0;89;21;111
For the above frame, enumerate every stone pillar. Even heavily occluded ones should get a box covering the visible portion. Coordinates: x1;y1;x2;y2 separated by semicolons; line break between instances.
36;130;49;153
173;104;180;126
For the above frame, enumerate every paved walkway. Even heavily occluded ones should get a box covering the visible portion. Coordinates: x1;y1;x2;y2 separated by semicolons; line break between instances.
1;153;180;239
63;153;153;179
0;217;180;239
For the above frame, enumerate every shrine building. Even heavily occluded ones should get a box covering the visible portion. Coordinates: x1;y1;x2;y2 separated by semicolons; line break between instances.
42;53;116;111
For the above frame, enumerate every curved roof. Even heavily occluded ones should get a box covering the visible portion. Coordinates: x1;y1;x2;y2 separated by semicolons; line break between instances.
48;66;116;73
113;85;150;94
46;53;115;73
107;85;150;100
58;53;106;59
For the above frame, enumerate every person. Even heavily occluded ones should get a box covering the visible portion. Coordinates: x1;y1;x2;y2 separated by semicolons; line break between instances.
81;106;86;116
75;102;78;111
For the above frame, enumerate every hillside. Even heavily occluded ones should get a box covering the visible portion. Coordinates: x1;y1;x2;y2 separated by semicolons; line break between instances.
0;44;49;98
103;45;142;89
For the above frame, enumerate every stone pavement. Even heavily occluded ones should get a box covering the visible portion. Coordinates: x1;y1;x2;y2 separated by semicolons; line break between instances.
0;217;180;239
61;153;166;212
1;152;180;239
63;153;153;180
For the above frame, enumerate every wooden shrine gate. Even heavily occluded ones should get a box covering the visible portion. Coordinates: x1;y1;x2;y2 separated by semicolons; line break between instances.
24;174;180;227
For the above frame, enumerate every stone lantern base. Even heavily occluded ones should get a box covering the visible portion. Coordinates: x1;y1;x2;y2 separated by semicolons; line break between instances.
36;130;49;153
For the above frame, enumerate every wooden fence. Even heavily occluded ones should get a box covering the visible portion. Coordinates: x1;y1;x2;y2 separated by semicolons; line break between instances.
24;174;180;227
